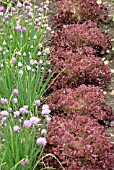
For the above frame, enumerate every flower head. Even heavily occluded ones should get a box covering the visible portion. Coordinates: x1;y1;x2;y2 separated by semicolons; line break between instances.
13;126;20;132
36;137;47;146
11;57;16;64
13;98;18;104
41;129;47;135
8;108;12;112
15;24;21;31
0;6;4;12
46;27;51;32
1;110;9;117
24;120;31;128
27;12;33;18
46;116;51;123
21;159;29;166
14;111;20;118
12;89;19;96
0;98;8;104
17;1;22;8
42;108;51;115
35;100;40;106
34;18;39;24
22;27;26;33
42;104;49;110
30;117;40;125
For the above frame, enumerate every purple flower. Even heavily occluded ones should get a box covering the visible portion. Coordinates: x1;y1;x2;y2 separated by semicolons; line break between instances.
46;116;51;123
0;6;4;12
12;89;19;96
19;107;27;113
34;18;39;24
35;100;40;106
42;108;51;115
22;27;26;33
30;117;40;125
13;98;18;104
17;1;22;8
21;159;29;166
14;111;20;118
24;1;30;6
37;8;43;13
8;108;12;112
23;105;29;109
36;137;47;146
24;120;31;128
11;57;16;64
27;12;33;18
13;126;20;132
46;27;51;32
41;129;47;135
35;26;38;30
44;48;50;54
1;117;6;124
15;24;21;31
12;7;16;12
42;104;49;110
25;6;31;10
1;98;8;104
1;110;9;117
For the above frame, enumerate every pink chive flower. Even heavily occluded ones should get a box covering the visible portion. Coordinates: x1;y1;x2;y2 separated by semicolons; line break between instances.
37;8;43;13
22;27;26;33
15;24;21;31
42;108;51;115
46;27;51;32
36;137;47;146
42;104;49;110
24;1;30;6
30;117;40;125
35;26;38;30
11;57;16;64
8;108;12;112
1;98;8;104
25;6;31;10
19;107;27;113
23;105;29;109
21;159;29;166
12;7;16;12
41;129;47;135
27;12;33;18
13;98;18;104
12;89;19;96
1;110;9;117
14;111;20;118
46;116;51;123
35;100;40;106
44;48;50;54
0;6;4;12
1;117;6;124
34;18;39;24
24;120;31;128
13;126;20;132
17;1;22;8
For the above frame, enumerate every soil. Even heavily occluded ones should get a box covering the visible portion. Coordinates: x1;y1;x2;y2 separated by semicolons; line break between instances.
100;0;114;142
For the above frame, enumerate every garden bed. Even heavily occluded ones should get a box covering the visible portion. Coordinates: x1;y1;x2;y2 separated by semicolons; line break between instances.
0;0;114;170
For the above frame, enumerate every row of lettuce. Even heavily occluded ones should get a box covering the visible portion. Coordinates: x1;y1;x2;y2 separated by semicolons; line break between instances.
0;0;114;169
42;0;114;169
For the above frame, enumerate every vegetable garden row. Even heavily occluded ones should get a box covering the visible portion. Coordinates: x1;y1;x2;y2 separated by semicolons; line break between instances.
0;0;114;170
